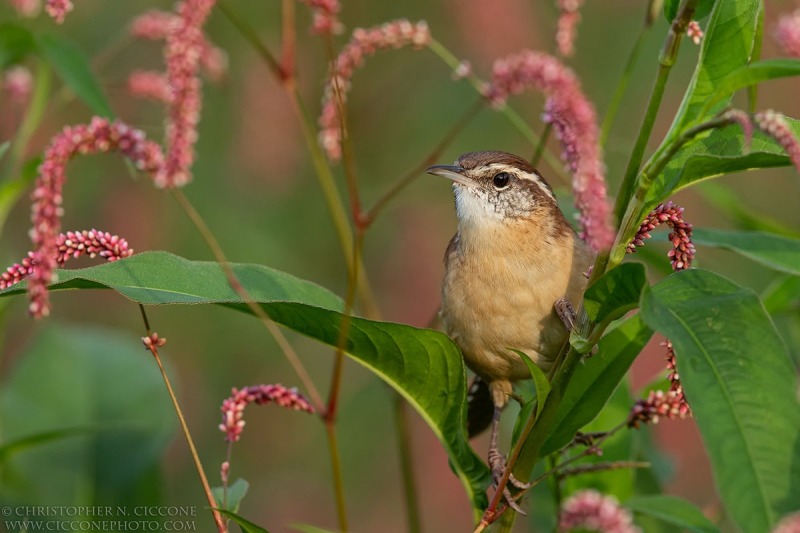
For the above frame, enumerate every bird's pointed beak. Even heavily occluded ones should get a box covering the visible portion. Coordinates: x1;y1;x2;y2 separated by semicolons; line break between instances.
425;164;473;187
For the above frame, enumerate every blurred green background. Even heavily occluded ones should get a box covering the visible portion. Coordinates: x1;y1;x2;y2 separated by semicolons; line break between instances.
0;0;798;531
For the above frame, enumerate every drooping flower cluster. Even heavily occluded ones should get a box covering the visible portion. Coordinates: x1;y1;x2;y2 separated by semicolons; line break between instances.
487;50;614;251
772;511;800;533
0;229;132;291
687;21;704;45
44;0;72;23
28;117;165;317
128;71;172;102
558;490;640;533
628;341;692;428
754;110;800;173
627;202;694;271
163;0;217;188
299;0;343;35
318;19;431;161
774;9;800;58
129;9;228;88
555;0;584;57
219;384;315;442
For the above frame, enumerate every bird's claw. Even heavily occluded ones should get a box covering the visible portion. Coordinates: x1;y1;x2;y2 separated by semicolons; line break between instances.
488;446;530;514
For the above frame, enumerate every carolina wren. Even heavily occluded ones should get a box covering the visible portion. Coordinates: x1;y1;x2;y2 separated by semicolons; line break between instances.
427;151;594;507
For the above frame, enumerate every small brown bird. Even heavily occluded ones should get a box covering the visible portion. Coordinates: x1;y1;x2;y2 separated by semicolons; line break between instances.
427;151;594;508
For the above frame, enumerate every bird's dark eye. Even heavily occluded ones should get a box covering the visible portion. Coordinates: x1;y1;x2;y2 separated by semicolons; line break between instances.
492;172;511;189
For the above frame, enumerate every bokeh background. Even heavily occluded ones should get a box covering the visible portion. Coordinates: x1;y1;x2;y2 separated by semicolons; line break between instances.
0;1;798;531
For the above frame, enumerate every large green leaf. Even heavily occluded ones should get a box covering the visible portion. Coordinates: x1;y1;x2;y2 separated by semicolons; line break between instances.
640;269;800;533
626;495;720;533
646;118;799;207
0;252;491;511
583;263;647;324
665;0;763;139
540;314;653;456
36;34;113;118
693;228;800;275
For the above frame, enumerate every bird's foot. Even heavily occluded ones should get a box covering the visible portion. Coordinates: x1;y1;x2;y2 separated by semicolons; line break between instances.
554;297;576;331
488;446;530;514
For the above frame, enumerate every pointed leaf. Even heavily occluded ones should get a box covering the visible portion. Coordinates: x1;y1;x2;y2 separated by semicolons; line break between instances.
215;510;270;533
665;0;763;138
626;495;720;533
0;22;35;68
700;59;800;117
646;118;800;206
0;252;491;511
540;315;653;456
212;478;250;514
640;269;800;533
583;263;647;324
36;33;113;118
693;228;800;275
510;348;551;418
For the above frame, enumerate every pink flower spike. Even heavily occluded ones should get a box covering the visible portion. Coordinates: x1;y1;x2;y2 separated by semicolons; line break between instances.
318;19;432;161
774;9;800;58
44;0;72;23
556;0;584;57
628;340;691;428
721;108;754;151
559;490;640;533
626;202;694;271
773;511;800;533
129;71;172;103
28;117;165;317
219;384;315;443
130;10;175;40
754;109;800;173
487;49;614;251
687;21;704;45
163;0;217;188
299;0;343;35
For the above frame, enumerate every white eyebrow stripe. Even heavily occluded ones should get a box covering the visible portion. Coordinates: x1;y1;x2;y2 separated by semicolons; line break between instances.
486;163;556;201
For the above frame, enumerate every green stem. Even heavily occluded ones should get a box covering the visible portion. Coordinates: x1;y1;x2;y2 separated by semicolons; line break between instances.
139;306;227;533
394;396;421;533
614;0;699;223
4;60;51;181
324;422;349;532
531;123;552;167
600;25;649;148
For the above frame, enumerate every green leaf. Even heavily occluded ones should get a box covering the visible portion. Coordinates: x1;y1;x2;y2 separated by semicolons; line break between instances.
0;23;35;68
540;315;653;456
511;348;551;418
290;525;337;533
697;182;800;239
640;269;800;533
761;275;800;315
700;59;800;117
665;0;763;139
0;252;491;512
664;0;715;23
626;495;720;533
36;34;113;118
646;118;800;207
215;510;270;533
693;228;800;275
583;263;647;324
212;479;250;514
0;323;176;506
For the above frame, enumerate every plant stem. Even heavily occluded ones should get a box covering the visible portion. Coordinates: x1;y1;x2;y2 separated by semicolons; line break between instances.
394;395;422;533
531;123;552;167
139;305;227;533
600;25;649;148
324;421;349;532
613;0;699;223
365;97;483;225
171;189;325;410
4;60;51;181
